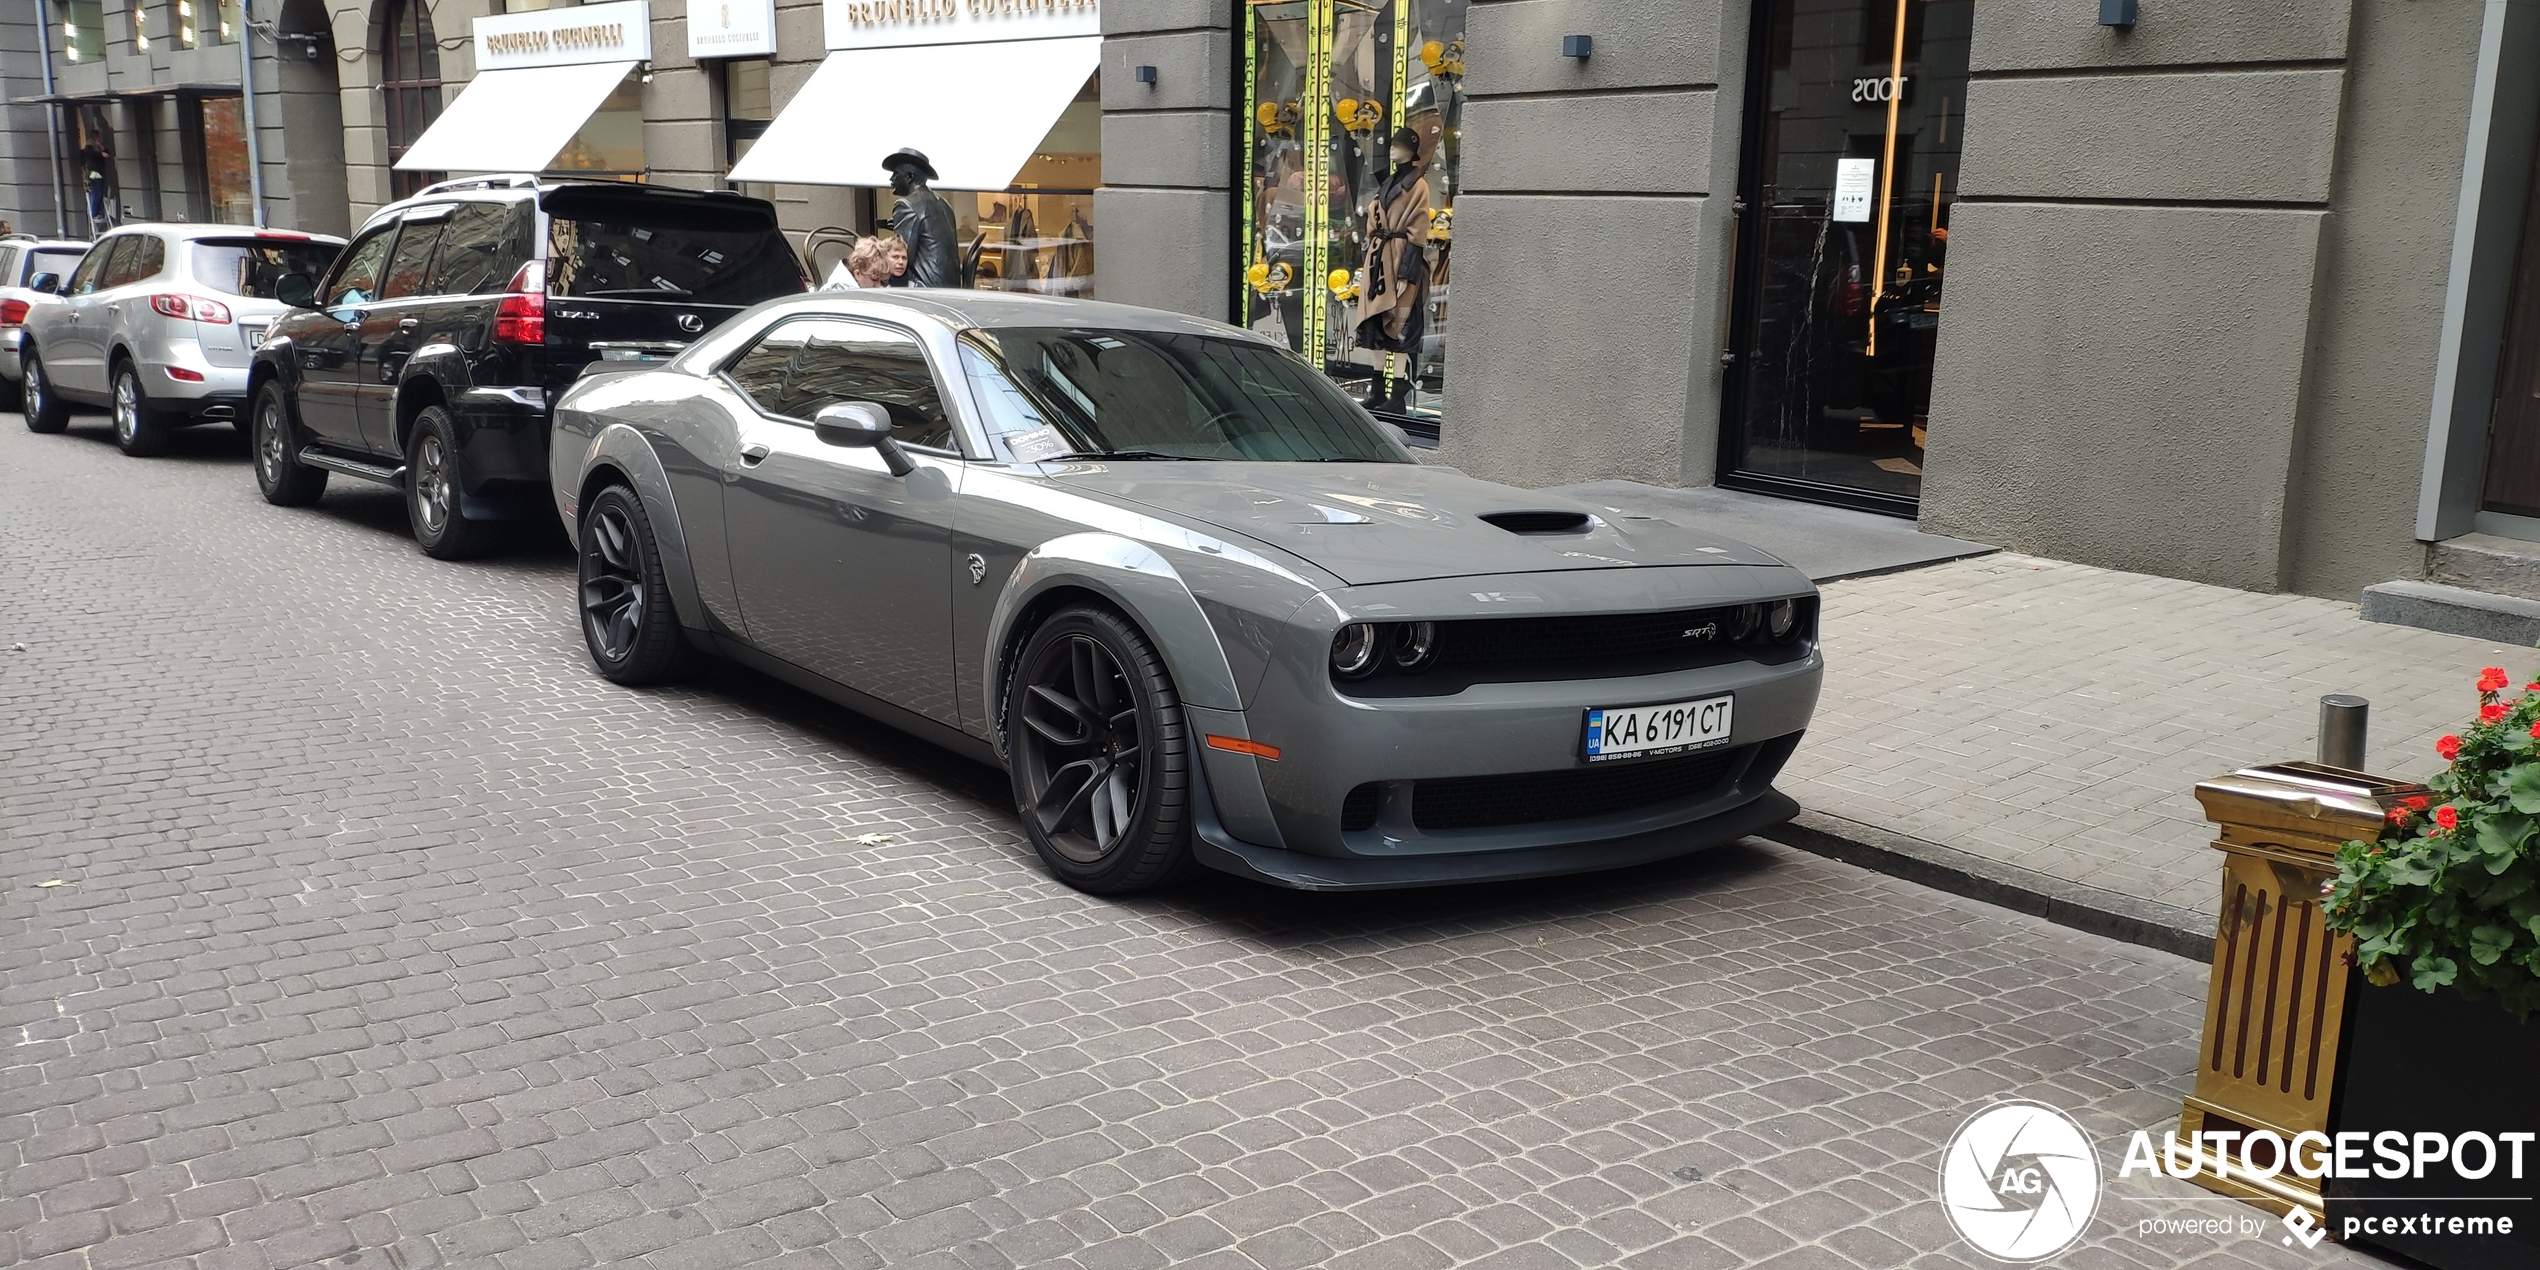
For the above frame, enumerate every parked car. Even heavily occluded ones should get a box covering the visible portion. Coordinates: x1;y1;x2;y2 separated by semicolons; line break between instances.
247;176;808;559
18;224;344;453
549;291;1824;894
0;233;95;407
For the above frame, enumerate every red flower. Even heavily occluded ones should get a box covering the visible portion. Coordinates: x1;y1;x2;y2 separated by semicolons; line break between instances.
2480;667;2511;693
2437;735;2462;760
2405;795;2431;810
2386;807;2410;825
2482;703;2509;725
2531;721;2540;740
2436;805;2460;831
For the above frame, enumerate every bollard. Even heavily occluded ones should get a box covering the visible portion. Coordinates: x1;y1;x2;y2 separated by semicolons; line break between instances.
2317;695;2368;771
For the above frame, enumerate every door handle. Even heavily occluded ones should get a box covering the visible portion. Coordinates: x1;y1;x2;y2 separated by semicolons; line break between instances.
397;318;418;332
739;442;771;465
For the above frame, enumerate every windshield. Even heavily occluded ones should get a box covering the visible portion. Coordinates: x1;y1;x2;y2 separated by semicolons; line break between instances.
548;207;806;306
960;327;1413;464
193;239;341;299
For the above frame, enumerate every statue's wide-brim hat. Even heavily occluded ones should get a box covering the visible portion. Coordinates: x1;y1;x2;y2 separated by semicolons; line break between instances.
881;148;939;181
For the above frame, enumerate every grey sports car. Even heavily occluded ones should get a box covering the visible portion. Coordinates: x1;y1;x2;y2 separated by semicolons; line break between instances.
549;292;1822;893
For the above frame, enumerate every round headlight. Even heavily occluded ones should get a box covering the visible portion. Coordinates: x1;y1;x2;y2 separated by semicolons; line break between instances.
1726;603;1764;643
1391;621;1437;670
1331;623;1381;678
1767;598;1799;642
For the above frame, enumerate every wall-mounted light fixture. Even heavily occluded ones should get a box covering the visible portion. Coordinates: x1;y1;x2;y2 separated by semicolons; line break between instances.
1134;64;1158;86
1561;34;1592;59
2099;0;2137;28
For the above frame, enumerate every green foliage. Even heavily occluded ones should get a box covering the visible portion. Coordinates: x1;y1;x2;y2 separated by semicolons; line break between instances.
2323;663;2540;1021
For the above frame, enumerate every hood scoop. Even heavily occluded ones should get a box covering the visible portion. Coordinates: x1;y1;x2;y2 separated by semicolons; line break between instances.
1481;509;1595;536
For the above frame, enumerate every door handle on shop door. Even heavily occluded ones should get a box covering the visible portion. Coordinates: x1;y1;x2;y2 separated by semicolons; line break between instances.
739;443;771;465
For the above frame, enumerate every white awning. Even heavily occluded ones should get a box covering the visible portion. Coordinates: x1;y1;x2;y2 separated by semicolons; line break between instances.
394;61;636;172
727;37;1100;191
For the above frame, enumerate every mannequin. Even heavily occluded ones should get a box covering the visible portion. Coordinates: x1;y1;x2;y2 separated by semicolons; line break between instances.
882;148;961;289
1351;128;1432;413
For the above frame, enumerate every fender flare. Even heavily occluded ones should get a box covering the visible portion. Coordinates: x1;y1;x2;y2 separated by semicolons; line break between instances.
577;422;707;633
246;344;301;403
983;533;1245;757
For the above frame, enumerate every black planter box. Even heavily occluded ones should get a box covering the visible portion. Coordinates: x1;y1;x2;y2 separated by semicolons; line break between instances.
2325;981;2540;1270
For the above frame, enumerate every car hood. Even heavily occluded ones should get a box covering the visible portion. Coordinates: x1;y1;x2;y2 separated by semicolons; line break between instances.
1043;461;1793;586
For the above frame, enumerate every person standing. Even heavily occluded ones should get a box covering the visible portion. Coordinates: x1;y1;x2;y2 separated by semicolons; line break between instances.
78;136;117;236
881;148;960;289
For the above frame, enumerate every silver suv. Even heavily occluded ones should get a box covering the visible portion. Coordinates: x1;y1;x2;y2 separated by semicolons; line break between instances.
19;223;344;455
0;234;92;408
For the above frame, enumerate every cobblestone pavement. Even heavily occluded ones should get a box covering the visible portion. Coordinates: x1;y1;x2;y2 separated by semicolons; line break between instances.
1783;552;2528;917
2;417;2383;1269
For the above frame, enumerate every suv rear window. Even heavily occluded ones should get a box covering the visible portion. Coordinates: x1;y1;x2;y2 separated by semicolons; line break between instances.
547;200;804;306
195;238;342;299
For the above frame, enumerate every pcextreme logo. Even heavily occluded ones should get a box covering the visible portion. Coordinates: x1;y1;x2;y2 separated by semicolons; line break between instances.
1939;1102;2104;1261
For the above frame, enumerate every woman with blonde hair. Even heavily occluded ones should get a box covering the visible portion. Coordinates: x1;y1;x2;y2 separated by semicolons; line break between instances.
848;234;908;290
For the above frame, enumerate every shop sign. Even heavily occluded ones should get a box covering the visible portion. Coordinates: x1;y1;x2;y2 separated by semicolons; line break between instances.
1832;158;1876;223
822;0;1098;51
475;0;652;70
690;0;777;59
1850;74;1909;105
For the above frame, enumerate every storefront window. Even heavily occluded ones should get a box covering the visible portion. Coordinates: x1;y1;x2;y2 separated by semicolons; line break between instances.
61;1;105;64
865;75;1098;298
551;75;647;175
1720;0;1971;510
187;94;252;225
1241;0;1463;428
725;57;773;193
381;0;444;198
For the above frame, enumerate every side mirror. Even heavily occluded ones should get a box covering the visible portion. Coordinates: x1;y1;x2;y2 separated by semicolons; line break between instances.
29;273;60;295
276;273;316;308
813;401;914;476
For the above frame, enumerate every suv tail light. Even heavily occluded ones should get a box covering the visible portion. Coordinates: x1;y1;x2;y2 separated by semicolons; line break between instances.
149;294;234;324
0;299;26;328
493;259;546;346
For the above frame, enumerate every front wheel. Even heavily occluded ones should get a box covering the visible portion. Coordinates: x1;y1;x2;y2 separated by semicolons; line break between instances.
1005;606;1196;893
577;484;702;686
406;405;496;560
112;361;172;457
21;351;68;434
252;381;328;507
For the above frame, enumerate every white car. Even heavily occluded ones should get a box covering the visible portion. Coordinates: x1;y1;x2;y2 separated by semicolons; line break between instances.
0;234;91;407
19;223;343;455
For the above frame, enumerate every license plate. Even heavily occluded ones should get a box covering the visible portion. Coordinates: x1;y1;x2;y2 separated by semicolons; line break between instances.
1583;694;1733;763
241;325;267;348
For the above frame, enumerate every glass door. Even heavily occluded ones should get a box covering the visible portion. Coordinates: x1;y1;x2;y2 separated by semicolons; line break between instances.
1239;0;1465;430
1721;0;1972;513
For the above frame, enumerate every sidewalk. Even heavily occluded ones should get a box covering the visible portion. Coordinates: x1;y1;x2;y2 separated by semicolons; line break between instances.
1781;550;2526;951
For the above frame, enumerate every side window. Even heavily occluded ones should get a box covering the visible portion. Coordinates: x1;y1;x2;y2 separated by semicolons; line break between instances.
69;239;125;295
109;236;167;288
724;319;955;450
325;226;398;308
426;201;531;296
380;217;447;300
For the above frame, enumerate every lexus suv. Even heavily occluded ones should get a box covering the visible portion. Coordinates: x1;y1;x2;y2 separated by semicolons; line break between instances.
246;176;808;559
18;224;344;452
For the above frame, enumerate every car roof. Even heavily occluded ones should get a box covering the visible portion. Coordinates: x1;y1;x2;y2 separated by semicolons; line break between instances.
4;238;88;251
763;290;1266;342
93;224;345;245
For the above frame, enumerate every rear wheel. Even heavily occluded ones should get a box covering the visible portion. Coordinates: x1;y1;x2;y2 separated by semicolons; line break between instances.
577;484;702;686
1006;606;1196;893
20;351;66;433
252;381;328;507
406;405;496;560
112;361;172;457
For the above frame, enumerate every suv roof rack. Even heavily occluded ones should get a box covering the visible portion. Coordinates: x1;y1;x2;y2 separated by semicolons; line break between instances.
409;174;543;198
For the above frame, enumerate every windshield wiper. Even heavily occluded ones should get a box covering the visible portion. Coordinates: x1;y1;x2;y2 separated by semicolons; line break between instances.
1048;450;1202;462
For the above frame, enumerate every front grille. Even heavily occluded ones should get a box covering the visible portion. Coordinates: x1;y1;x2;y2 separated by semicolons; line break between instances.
1336;600;1816;697
1334;745;1748;835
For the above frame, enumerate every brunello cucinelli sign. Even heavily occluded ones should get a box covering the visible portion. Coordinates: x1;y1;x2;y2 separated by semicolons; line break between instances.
474;0;653;71
689;0;777;59
822;0;1097;50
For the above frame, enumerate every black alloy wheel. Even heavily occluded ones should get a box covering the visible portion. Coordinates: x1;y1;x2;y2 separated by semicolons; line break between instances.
20;351;67;433
252;382;328;506
405;405;495;559
577;484;701;685
1006;606;1194;892
112;361;172;456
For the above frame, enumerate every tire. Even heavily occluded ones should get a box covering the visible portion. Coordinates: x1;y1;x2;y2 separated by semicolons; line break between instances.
1005;606;1197;893
251;381;328;507
577;484;703;686
111;360;172;457
21;350;68;434
405;405;496;560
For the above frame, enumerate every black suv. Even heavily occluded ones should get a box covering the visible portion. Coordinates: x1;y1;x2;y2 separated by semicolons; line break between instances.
247;177;807;558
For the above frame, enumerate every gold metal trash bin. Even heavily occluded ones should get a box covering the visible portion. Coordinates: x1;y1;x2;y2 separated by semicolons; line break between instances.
2178;762;2421;1223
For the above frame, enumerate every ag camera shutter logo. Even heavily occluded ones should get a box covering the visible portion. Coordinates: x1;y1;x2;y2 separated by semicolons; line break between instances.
1939;1102;2104;1261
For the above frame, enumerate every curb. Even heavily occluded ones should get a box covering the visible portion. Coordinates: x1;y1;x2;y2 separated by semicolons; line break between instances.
1759;809;2216;963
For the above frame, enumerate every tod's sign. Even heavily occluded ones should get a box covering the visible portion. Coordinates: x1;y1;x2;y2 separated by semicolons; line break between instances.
475;0;652;70
822;0;1097;50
